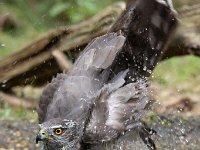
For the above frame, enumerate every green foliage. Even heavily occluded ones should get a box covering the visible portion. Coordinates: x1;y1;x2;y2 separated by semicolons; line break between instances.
47;0;119;23
0;27;39;57
152;56;200;85
0;0;120;57
49;2;70;17
3;0;119;26
0;103;37;120
0;105;11;120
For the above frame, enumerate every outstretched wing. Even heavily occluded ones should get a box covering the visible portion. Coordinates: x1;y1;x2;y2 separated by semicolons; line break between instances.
37;74;67;123
84;78;152;143
110;0;178;80
37;33;125;124
105;79;151;130
70;33;125;76
84;0;177;144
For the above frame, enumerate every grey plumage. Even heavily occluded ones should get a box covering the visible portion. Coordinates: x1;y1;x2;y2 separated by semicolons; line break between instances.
37;33;127;149
36;0;177;150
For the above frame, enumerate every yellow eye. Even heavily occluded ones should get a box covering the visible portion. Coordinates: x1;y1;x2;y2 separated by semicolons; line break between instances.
54;128;63;135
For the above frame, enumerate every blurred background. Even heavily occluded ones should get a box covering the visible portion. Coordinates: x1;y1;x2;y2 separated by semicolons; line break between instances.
0;0;200;149
0;0;121;57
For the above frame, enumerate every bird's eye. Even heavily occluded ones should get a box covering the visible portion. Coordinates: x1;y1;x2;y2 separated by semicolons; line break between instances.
54;128;63;135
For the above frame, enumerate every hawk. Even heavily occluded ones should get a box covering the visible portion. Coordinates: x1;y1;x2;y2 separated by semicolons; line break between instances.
36;0;177;149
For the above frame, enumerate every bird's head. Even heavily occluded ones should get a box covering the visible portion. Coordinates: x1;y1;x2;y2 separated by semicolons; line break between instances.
36;118;81;149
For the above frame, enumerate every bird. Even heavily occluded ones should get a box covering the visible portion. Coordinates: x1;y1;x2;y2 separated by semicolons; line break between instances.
36;0;177;150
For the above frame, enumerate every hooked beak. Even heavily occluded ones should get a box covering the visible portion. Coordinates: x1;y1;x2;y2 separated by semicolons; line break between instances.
36;129;48;144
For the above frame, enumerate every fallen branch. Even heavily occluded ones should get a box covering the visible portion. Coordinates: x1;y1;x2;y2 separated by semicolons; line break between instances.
52;50;73;71
0;91;34;108
164;29;200;58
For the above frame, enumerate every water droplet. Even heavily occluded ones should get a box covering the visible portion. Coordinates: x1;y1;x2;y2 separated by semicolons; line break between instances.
147;70;152;74
143;66;147;71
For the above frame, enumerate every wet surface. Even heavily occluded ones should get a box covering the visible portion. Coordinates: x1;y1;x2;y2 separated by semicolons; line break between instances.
0;114;200;150
89;114;200;150
150;114;200;150
0;120;40;150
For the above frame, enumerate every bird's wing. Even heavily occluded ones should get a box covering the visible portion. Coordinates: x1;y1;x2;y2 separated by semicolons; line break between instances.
37;33;126;124
83;70;129;143
70;33;125;76
105;79;152;130
84;0;177;143
110;0;178;79
84;78;151;141
37;74;67;123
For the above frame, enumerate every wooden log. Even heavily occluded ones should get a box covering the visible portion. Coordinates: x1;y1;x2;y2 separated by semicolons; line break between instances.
0;91;34;108
161;2;200;60
51;49;73;71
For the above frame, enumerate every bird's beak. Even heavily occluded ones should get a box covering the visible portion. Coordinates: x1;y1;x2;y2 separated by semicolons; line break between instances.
36;129;48;144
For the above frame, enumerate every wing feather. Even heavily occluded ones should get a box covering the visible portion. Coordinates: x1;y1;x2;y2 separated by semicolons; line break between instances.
105;79;151;130
38;33;125;124
72;33;125;72
37;74;67;123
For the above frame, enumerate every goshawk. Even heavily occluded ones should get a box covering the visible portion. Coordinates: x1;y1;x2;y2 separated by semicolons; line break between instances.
36;0;177;149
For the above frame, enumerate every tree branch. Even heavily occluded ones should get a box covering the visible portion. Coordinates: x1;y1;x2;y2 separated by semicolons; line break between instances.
51;49;73;71
0;91;34;108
